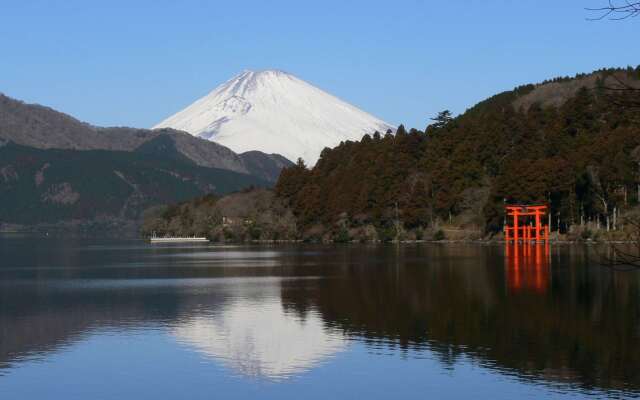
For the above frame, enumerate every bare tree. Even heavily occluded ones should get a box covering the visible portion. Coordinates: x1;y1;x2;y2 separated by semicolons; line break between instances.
586;2;640;109
587;1;640;20
601;74;640;109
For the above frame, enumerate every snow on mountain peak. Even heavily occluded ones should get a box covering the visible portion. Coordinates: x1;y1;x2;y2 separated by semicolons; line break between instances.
153;70;394;165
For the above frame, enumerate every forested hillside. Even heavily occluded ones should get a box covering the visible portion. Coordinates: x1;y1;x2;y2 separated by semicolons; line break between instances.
275;67;640;240
0;142;269;227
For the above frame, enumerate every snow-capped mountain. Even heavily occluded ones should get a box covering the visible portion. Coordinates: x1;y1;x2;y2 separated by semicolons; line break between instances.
153;70;394;165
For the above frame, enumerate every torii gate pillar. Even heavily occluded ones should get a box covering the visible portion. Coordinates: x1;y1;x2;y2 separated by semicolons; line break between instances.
505;205;549;243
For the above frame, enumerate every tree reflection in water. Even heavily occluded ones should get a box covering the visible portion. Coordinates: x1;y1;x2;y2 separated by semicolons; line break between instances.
280;245;640;393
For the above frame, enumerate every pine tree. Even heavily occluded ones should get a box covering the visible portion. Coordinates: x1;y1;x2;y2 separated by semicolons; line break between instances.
430;110;453;129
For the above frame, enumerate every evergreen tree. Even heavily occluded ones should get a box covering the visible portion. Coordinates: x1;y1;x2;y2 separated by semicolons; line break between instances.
430;110;453;129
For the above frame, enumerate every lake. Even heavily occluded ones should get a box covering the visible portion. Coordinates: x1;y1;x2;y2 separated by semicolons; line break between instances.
0;237;639;399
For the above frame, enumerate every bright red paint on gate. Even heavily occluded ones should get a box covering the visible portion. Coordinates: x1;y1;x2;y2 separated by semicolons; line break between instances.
504;205;549;243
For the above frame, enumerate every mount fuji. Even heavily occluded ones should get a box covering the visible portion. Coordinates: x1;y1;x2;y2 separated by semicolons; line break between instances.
153;70;394;165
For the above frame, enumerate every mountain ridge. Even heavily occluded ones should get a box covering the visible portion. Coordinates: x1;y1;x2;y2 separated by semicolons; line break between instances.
0;93;292;182
0;93;290;230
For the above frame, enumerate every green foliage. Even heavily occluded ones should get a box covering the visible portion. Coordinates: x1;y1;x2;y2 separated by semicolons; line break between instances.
223;228;235;241
433;229;446;241
334;227;351;243
429;110;453;130
396;124;408;136
377;224;397;243
275;67;640;234
248;224;262;241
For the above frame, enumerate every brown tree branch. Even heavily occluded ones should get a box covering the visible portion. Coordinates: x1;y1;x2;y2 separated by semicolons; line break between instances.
598;73;640;109
586;1;640;20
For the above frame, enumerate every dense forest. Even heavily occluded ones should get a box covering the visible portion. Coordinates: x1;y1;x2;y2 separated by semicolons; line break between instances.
274;67;640;241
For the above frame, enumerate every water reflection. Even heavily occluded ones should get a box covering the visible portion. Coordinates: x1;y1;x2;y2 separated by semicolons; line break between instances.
280;245;640;393
505;243;551;293
173;284;346;380
0;239;638;397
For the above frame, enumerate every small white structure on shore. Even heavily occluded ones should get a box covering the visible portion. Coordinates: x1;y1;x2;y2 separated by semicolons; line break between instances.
149;232;209;243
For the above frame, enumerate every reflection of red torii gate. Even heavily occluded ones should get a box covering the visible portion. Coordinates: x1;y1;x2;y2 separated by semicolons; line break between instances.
505;243;551;293
504;204;549;243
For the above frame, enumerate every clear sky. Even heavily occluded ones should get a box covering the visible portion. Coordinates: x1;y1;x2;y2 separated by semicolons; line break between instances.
0;0;638;130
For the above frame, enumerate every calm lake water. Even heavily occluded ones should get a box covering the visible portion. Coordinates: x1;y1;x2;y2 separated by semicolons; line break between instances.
1;237;639;399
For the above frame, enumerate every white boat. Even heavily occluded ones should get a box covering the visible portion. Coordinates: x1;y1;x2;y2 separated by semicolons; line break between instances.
149;234;209;243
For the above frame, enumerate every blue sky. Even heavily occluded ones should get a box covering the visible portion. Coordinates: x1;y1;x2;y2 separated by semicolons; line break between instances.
0;0;638;130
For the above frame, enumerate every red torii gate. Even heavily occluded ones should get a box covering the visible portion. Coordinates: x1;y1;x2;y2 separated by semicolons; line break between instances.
504;204;549;243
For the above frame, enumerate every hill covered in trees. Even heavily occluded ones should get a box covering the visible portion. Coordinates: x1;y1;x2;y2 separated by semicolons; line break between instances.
0;141;270;231
274;67;640;241
144;67;640;242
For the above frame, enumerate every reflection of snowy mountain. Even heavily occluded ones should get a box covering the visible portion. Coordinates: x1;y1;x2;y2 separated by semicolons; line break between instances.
172;285;346;380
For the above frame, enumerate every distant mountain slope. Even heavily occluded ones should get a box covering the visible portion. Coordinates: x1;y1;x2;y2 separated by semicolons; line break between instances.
511;69;640;111
0;93;112;150
239;151;294;184
0;93;292;182
153;70;393;165
0;141;269;225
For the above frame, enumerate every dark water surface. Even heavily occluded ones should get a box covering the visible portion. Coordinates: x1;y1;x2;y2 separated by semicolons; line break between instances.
1;236;639;399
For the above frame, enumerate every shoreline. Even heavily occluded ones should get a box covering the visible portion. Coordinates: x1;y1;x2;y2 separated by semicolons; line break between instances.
1;228;634;245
